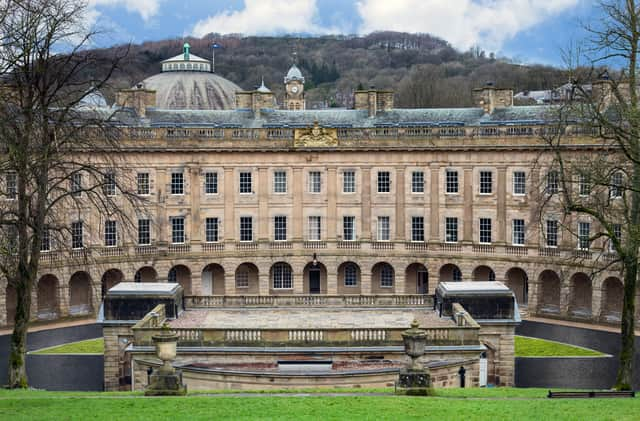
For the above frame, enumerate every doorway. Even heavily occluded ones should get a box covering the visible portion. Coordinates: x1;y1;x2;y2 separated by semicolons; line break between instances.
309;269;321;294
417;270;428;294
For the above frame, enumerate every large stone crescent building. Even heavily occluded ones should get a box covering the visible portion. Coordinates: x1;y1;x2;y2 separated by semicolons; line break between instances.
0;45;630;390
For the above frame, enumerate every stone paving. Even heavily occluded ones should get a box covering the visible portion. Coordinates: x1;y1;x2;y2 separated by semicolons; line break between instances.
170;307;453;329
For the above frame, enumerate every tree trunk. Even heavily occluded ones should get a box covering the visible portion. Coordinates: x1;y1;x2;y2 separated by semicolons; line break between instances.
616;255;637;390
8;278;31;388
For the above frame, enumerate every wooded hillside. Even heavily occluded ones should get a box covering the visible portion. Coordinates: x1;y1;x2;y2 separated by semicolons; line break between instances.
96;31;568;108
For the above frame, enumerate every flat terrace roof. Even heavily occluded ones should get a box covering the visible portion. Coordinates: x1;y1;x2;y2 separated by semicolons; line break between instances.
169;307;454;330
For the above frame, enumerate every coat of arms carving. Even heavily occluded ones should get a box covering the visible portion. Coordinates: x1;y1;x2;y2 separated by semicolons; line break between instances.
294;121;338;147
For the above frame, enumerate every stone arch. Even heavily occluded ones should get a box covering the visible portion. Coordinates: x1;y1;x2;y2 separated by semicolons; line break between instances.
303;261;327;294
69;271;92;315
135;266;157;283
505;267;528;305
337;261;361;294
472;265;495;282
236;262;259;294
202;263;225;295
6;284;16;325
37;274;59;319
601;277;623;321
168;265;192;295
439;263;462;282
569;272;592;317
101;269;124;299
372;262;395;294
538;270;561;313
405;263;428;294
269;262;292;293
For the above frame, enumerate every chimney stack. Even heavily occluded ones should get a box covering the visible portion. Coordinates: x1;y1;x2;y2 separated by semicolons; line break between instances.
472;83;513;114
115;84;156;118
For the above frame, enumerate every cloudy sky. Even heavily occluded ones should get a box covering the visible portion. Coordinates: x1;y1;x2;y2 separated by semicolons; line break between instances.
89;0;597;65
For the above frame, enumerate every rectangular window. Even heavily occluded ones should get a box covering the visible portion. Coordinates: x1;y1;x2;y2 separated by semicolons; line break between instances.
411;171;424;193
273;171;287;193
308;171;321;193
204;172;218;194
138;219;150;245
377;171;390;193
578;221;591;250
171;172;184;195
41;228;50;252
103;172;116;196
547;170;559;194
513;171;526;195
479;218;492;244
344;264;357;286
239;171;252;194
272;264;292;289
610;223;622;252
71;173;82;197
308;216;321;241
205;217;219;242
377;216;390;241
235;271;249;288
610;172;623;198
137;172;150;195
445;217;458;243
480;171;493;194
546;219;558;247
380;267;393;288
171;217;185;244
240;216;253;242
343;170;355;193
446;170;459;193
274;216;287;241
104;220;117;247
71;221;83;249
579;174;590;196
512;219;525;246
5;171;17;199
411;216;425;242
343;216;355;241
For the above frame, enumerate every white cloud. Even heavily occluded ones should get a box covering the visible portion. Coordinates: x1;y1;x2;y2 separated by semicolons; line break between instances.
356;0;579;51
89;0;162;22
192;0;332;37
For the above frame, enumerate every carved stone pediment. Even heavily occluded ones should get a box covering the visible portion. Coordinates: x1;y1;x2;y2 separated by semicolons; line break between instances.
294;121;338;147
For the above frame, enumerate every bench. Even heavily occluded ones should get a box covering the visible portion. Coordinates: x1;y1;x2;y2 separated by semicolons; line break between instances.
548;390;635;399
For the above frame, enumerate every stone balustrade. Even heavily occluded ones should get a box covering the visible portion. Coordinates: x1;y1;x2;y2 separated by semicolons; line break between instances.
183;294;434;308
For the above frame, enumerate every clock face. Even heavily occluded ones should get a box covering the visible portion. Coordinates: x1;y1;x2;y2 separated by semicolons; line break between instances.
291;86;299;94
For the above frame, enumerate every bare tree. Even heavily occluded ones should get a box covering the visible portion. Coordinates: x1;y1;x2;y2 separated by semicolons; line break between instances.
538;0;640;390
0;0;138;388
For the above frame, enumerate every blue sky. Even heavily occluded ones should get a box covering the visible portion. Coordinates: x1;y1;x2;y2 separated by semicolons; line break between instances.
90;0;598;66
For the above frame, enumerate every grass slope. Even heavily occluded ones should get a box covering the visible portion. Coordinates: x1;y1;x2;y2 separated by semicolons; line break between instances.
515;336;604;357
31;338;104;355
0;389;636;421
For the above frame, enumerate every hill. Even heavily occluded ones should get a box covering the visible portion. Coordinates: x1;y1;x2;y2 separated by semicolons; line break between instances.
95;31;568;108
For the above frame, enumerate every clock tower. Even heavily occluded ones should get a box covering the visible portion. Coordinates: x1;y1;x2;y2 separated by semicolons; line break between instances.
284;63;305;110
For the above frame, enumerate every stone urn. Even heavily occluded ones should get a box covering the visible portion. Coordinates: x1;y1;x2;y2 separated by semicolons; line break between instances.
145;324;186;396
402;319;427;371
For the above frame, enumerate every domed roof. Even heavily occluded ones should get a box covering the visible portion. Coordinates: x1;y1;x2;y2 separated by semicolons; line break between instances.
140;72;241;110
285;64;304;83
77;89;108;108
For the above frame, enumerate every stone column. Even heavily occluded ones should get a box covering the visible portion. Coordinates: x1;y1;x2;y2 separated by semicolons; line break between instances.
327;271;338;295
463;167;473;242
361;271;372;295
361;167;371;240
292;167;303;241
223;167;235;242
224;272;236;296
497;166;507;243
58;284;69;317
259;273;270;296
190;272;202;295
156;168;168;244
395;167;406;240
429;166;440;242
293;271;304;294
395;265;406;295
258;167;269;241
327;167;337;241
190;166;202;243
591;281;602;321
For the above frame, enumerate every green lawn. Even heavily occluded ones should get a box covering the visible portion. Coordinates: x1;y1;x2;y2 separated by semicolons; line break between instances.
0;388;636;420
31;338;104;355
515;336;605;357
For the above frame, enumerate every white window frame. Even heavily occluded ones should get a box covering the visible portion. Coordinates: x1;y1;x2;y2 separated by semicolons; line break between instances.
137;172;150;196
204;172;218;195
578;221;591;250
445;217;458;243
343;216;356;241
479;218;492;244
71;172;82;198
377;171;391;193
272;263;293;289
610;223;622;252
240;216;253;242
380;265;394;288
235;271;249;288
445;170;459;194
411;171;424;193
512;219;525;246
308;216;321;241
342;170;356;193
171;216;185;244
579;174;590;197
545;219;558;248
610;172;623;198
308;171;322;193
546;170;559;194
344;264;358;287
205;217;219;243
513;171;526;196
239;171;252;194
41;228;51;252
171;172;184;195
138;219;151;246
411;216;425;242
274;215;287;241
479;171;493;194
71;221;83;249
273;170;287;194
377;216;390;241
103;172;116;197
104;220;117;247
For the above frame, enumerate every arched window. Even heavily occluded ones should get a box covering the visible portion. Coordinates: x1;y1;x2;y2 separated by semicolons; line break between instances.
344;264;357;286
381;265;394;287
168;268;177;283
453;267;462;281
272;263;292;289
